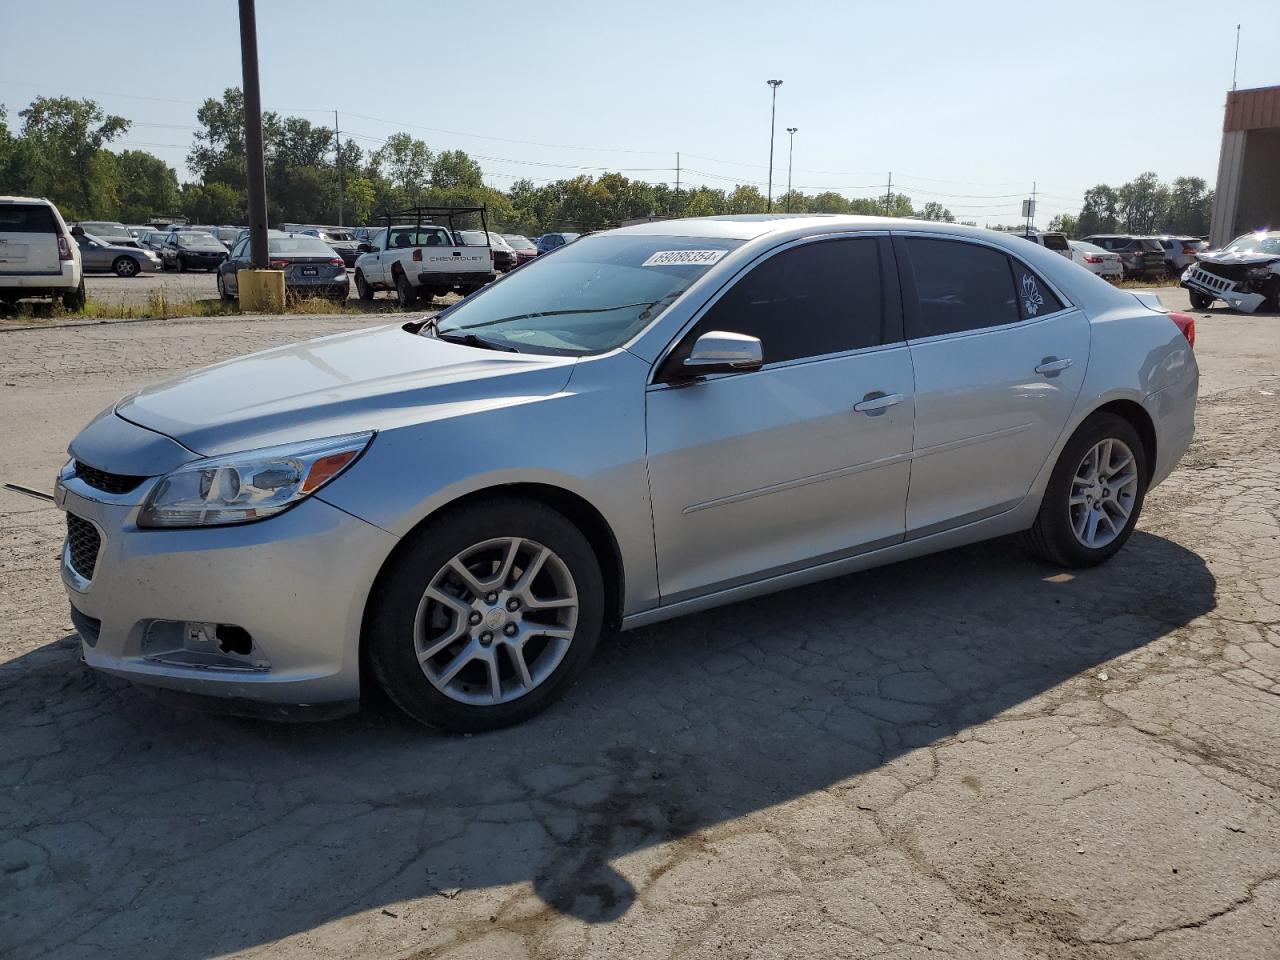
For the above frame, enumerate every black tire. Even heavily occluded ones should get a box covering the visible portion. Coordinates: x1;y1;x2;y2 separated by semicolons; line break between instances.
355;270;374;301
1188;289;1213;311
1024;412;1148;568
176;256;186;273
394;270;417;309
113;256;139;278
216;272;233;301
1263;276;1280;313
367;497;605;732
61;279;86;311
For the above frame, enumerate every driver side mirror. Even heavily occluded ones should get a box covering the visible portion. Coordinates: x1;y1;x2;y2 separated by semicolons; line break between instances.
357;242;372;253
679;331;763;376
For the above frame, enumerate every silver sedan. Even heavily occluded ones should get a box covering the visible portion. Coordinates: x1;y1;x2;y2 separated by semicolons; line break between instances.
56;216;1199;731
74;233;161;277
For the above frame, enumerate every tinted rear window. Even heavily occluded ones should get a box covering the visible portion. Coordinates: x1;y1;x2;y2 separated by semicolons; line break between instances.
0;204;57;233
1042;234;1069;251
903;238;1020;338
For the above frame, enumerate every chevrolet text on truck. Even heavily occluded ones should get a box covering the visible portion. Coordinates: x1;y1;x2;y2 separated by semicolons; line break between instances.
353;206;497;308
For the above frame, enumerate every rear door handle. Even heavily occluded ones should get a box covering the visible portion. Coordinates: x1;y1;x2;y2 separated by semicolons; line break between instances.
853;392;904;414
1035;357;1073;376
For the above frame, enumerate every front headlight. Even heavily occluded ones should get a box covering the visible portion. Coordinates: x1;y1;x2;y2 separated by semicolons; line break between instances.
1248;266;1273;280
138;432;373;528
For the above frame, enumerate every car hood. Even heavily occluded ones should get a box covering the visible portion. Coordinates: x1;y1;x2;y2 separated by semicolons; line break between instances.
113;324;577;457
1197;250;1280;267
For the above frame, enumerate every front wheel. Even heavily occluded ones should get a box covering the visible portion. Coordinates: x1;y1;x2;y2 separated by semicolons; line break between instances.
216;271;233;301
367;498;605;732
1025;412;1148;568
355;270;374;301
113;256;139;278
1188;289;1213;311
394;271;417;309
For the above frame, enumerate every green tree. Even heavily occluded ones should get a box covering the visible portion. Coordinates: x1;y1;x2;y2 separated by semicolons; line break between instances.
116;150;180;222
1117;171;1166;234
726;184;767;214
180;181;243;224
1048;213;1079;237
1078;185;1120;237
19;96;129;218
0;106;35;196
372;133;432;204
1162;176;1212;236
807;191;848;214
343;175;376;225
917;201;955;222
431;149;484;190
188;88;280;191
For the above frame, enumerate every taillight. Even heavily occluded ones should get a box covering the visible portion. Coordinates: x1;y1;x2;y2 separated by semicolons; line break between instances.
1168;311;1195;348
269;258;291;268
328;257;344;267
412;248;422;262
1084;255;1103;264
57;235;73;261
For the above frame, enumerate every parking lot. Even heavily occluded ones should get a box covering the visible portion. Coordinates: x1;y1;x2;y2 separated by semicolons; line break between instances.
2;290;1279;959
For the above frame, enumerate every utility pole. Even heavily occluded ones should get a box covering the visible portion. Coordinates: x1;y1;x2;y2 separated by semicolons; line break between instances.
238;0;268;268
335;109;344;227
785;128;797;212
766;79;783;211
884;172;892;215
675;151;681;212
1232;23;1241;90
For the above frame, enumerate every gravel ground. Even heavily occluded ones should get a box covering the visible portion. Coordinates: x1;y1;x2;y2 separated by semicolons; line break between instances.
1;291;1279;960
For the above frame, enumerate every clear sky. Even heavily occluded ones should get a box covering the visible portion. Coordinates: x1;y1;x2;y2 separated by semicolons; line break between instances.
2;0;1277;224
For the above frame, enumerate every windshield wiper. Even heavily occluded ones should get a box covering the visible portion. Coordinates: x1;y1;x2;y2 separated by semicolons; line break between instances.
435;330;520;352
442;300;663;334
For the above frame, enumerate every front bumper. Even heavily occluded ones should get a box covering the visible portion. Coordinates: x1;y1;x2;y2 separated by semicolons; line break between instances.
57;474;398;705
1180;265;1266;313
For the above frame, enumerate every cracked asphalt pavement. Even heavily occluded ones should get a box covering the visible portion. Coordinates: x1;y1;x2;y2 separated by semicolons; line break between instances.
2;291;1278;959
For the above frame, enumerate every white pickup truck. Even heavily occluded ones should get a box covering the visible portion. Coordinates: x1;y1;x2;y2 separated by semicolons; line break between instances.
353;208;496;308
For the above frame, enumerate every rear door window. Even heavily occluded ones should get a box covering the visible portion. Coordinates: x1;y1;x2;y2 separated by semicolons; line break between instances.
0;203;57;233
1010;262;1065;320
901;238;1020;339
686;237;888;365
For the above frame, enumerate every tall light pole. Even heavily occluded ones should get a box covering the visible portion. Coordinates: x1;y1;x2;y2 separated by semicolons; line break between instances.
785;127;798;212
238;0;268;268
766;79;783;211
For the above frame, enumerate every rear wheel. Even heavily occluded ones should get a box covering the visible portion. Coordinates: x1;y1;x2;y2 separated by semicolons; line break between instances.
394;270;417;309
62;279;86;312
176;256;186;273
1188;289;1213;311
216;271;233;301
355;270;374;301
1025;412;1148;568
113;256;139;278
368;498;605;732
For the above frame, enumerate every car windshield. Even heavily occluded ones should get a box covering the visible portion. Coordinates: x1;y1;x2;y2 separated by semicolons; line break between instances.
431;234;743;356
178;232;223;248
504;235;536;250
1225;234;1280;255
270;236;336;255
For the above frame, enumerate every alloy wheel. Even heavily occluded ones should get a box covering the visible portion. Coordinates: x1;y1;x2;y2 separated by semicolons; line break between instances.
414;537;578;706
1069;438;1139;549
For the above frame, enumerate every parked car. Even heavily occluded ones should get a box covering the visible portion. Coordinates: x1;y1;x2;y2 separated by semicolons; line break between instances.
216;231;349;301
1153;235;1207;277
0;195;84;309
74;232;161;277
1180;230;1280;313
502;234;538;266
138;230;169;255
160;231;229;272
126;225;150;241
1068;240;1124;281
1016;231;1072;258
354;219;495;307
1082;235;1166;279
56;216;1199;731
457;230;516;272
296;227;361;267
214;226;242;248
73;221;139;249
536;232;579;255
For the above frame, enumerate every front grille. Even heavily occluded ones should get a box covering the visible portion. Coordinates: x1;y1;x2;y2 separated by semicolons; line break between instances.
1199;261;1251;283
66;514;101;582
74;460;146;495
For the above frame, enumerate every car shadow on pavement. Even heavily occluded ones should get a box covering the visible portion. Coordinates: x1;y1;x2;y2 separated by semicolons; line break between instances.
0;530;1214;958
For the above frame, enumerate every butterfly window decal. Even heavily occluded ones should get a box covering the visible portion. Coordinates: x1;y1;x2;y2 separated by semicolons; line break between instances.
1021;273;1044;316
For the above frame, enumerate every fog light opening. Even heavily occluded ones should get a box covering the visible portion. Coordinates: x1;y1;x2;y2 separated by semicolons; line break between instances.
216;624;253;657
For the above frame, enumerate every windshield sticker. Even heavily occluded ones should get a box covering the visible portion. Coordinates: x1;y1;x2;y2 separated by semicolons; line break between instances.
1021;273;1045;316
641;249;728;267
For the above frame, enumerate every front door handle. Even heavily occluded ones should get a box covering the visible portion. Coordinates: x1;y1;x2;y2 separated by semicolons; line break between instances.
1035;357;1073;376
853;392;904;414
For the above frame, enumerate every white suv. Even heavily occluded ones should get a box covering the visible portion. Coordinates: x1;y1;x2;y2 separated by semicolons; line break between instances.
0;196;85;309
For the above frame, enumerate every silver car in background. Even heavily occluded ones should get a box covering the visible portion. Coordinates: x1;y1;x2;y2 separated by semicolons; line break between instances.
56;216;1198;731
73;232;161;277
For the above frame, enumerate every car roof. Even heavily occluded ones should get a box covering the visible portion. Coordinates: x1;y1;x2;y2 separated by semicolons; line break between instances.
611;213;1054;246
